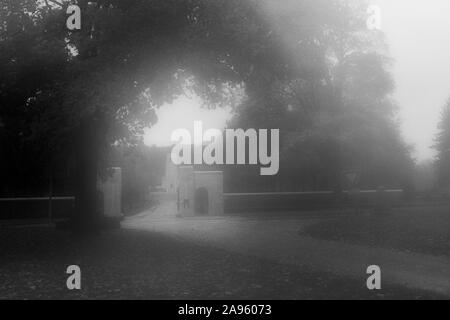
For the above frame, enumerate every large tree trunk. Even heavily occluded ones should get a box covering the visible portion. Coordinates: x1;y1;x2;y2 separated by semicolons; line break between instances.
72;119;101;235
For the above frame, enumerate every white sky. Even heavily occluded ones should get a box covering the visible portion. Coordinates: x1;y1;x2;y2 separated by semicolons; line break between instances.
374;0;450;161
144;95;232;147
146;0;450;162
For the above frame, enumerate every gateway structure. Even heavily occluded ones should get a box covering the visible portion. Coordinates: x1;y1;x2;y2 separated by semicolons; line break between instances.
162;155;224;217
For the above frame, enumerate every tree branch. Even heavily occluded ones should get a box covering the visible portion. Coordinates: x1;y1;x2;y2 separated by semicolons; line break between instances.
47;0;63;7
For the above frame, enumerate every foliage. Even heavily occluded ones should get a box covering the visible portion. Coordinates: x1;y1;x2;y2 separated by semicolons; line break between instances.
0;1;414;207
227;0;414;191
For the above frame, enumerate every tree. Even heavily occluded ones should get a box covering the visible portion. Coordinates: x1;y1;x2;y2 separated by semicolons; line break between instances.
0;0;70;196
435;98;450;188
2;0;336;231
227;0;414;192
1;0;415;230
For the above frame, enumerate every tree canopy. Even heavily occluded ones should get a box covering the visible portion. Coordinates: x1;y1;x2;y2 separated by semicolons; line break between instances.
1;1;414;210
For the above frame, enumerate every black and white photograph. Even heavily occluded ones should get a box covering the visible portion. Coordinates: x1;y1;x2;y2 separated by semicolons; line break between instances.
1;0;450;304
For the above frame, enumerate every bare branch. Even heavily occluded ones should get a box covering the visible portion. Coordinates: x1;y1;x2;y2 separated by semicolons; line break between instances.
47;0;63;7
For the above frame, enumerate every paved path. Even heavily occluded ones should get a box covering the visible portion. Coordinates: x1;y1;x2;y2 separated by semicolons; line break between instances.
123;204;450;296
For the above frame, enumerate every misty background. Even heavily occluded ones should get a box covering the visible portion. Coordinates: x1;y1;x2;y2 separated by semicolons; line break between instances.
146;0;450;161
2;0;450;220
2;0;450;301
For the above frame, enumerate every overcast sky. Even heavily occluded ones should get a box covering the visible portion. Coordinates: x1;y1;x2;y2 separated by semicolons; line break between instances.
144;95;232;147
375;0;450;162
146;0;450;163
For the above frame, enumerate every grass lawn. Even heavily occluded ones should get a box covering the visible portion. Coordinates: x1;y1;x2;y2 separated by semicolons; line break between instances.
0;225;446;300
303;206;450;258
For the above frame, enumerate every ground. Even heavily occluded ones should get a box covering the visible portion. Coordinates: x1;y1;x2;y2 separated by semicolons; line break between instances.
0;225;444;300
303;206;450;258
1;204;450;299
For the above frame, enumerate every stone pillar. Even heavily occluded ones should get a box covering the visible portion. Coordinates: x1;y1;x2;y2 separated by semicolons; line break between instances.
98;167;122;219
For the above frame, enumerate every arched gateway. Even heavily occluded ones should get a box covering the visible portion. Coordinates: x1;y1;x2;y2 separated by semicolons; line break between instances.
162;155;224;217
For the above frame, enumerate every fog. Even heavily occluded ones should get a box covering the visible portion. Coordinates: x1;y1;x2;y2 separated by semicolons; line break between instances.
375;0;450;161
146;0;450;163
